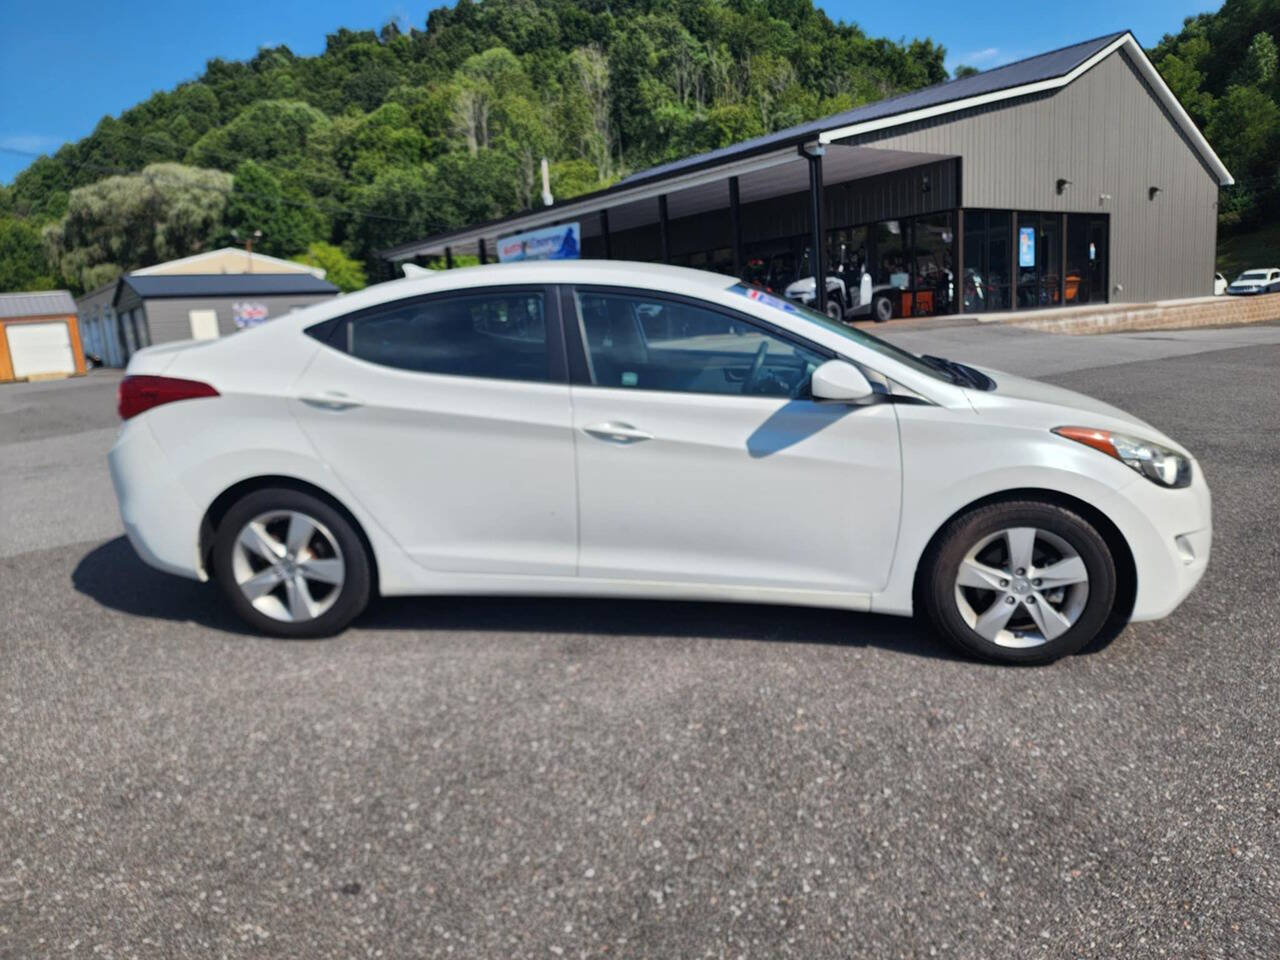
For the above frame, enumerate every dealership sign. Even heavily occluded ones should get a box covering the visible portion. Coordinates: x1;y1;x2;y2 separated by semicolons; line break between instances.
233;301;270;329
497;222;581;262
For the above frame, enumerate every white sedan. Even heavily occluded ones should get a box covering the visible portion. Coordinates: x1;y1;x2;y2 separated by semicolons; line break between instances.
109;261;1211;664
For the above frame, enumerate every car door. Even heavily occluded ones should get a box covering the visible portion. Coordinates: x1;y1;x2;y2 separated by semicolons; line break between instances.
291;286;577;576
563;286;902;595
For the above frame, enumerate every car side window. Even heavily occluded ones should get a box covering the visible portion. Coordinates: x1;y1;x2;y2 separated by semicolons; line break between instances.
341;291;550;383
572;290;827;398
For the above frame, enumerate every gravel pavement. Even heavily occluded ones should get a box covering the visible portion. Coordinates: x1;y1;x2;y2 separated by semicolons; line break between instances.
2;329;1277;959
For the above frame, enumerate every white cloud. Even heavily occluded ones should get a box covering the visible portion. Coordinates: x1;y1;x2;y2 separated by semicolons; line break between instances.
961;47;1002;65
0;133;65;156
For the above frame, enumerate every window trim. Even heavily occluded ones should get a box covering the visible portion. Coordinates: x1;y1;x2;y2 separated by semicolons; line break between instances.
303;284;568;384
559;284;836;395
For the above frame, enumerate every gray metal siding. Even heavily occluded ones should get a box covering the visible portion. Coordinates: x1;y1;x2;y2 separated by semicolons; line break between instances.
838;49;1219;301
142;294;336;345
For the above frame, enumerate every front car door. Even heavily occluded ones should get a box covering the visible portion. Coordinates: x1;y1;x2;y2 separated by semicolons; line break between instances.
291;286;577;576
563;286;901;597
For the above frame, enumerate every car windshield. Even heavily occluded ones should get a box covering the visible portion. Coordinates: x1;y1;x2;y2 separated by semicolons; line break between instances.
728;282;956;383
1238;271;1268;281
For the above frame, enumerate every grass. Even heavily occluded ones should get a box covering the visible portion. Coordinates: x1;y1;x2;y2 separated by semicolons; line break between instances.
1217;222;1280;280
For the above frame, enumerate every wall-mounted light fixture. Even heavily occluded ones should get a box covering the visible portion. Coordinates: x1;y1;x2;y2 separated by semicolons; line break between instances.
1148;186;1162;201
1098;193;1112;206
1056;178;1072;195
921;173;931;195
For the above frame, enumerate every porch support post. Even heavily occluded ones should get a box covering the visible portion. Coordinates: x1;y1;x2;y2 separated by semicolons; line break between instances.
658;194;670;263
801;143;826;312
444;246;454;269
729;175;742;277
478;238;488;265
600;208;612;259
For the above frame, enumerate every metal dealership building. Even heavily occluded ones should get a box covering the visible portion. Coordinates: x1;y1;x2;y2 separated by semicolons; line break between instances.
385;32;1232;320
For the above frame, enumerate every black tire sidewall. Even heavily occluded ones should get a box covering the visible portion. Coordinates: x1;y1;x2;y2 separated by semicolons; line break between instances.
923;501;1117;665
212;488;371;638
873;296;891;322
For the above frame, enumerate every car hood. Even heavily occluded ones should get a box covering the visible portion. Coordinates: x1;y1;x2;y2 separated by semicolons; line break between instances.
962;365;1182;450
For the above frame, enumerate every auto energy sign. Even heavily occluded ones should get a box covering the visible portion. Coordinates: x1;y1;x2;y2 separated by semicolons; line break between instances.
497;223;581;262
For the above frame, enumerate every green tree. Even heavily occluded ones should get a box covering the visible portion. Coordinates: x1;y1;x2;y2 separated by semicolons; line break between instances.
1239;31;1277;88
45;163;231;292
0;217;55;291
1209;85;1280;183
293;241;367;291
225;160;321;257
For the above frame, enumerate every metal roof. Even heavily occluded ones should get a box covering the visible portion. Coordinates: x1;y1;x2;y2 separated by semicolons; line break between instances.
116;273;338;303
0;290;78;319
617;32;1128;188
381;30;1232;262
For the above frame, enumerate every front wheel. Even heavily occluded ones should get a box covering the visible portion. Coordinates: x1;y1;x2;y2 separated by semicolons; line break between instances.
824;298;843;321
872;294;893;323
920;500;1118;664
212;488;372;638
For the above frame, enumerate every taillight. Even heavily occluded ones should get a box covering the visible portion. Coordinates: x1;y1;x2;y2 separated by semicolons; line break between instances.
118;375;219;420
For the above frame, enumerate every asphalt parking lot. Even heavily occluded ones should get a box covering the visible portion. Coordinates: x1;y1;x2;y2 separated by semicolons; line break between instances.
3;324;1280;958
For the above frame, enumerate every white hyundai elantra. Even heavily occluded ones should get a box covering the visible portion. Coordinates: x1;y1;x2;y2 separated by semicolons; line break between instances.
109;261;1210;663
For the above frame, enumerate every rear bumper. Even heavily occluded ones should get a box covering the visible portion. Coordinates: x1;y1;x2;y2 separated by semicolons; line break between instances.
108;418;206;581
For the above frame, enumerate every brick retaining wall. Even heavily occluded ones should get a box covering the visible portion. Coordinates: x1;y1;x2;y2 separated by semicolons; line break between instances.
1008;293;1280;335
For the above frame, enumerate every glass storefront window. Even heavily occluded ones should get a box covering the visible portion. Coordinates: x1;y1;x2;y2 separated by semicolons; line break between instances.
962;210;1010;314
986;213;1011;311
912;213;955;316
1017;213;1062;309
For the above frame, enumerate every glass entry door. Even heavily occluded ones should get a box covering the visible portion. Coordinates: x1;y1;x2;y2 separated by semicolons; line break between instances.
1065;214;1109;305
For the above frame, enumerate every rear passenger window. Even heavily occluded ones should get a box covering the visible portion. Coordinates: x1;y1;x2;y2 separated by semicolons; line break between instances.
343;291;549;382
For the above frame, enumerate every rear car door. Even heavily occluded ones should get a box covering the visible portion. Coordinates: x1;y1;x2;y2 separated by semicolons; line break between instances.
563;286;902;594
291;286;577;576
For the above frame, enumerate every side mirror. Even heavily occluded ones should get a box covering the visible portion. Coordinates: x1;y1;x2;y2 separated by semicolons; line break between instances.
810;359;875;403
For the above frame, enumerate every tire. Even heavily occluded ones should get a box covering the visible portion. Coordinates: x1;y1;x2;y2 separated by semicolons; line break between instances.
919;500;1117;665
872;294;893;323
212;487;372;638
824;298;843;321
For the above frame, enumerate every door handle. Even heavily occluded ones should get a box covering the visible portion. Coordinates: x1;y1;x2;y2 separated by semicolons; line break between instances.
299;390;363;411
582;421;653;444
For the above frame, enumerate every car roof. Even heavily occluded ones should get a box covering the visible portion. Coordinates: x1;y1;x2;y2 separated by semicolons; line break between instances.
276;260;739;329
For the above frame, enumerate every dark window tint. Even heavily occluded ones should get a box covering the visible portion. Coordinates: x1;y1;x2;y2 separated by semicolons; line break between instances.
573;291;825;398
344;291;549;382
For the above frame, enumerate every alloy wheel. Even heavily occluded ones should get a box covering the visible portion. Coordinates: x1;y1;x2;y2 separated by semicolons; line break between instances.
952;526;1090;649
230;510;346;623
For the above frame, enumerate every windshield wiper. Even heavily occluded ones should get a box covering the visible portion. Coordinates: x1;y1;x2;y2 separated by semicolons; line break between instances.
921;354;990;389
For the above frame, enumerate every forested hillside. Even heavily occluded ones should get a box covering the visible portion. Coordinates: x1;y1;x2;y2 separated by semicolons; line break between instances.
1149;0;1279;238
0;0;946;293
2;0;1273;297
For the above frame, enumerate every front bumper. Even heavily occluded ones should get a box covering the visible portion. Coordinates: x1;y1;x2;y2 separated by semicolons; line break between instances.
1108;461;1212;621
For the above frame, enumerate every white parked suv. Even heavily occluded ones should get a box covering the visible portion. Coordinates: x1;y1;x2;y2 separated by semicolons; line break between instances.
109;261;1211;664
1226;268;1280;295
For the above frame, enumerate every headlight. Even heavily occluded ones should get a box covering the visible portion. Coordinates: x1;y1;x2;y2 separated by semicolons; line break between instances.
1053;426;1192;488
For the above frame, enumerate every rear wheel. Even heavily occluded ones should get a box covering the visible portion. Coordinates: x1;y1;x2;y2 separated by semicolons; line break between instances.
872;294;893;323
920;500;1117;664
824;297;843;320
212;488;371;638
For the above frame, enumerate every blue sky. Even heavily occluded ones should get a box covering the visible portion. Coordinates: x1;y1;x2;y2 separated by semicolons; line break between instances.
0;0;1217;184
